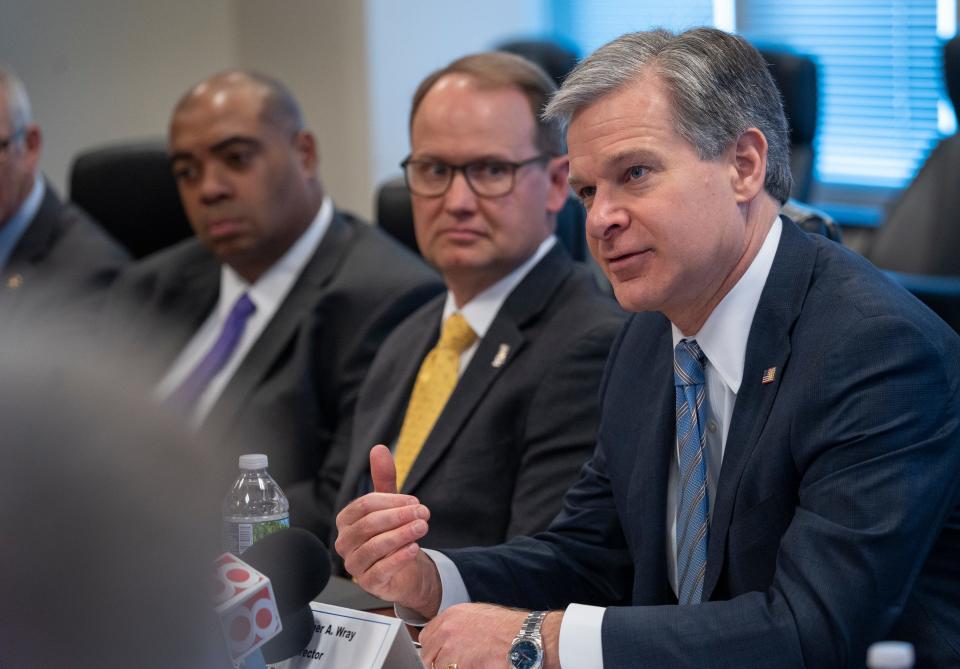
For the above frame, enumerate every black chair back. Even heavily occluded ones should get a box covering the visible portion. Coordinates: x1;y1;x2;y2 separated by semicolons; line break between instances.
70;141;193;259
375;177;590;263
863;36;960;332
757;46;819;202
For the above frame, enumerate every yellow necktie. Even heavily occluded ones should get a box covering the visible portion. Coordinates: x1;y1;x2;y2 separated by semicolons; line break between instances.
393;313;477;490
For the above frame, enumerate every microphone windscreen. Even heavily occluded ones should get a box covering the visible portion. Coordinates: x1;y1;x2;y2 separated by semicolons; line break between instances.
241;528;331;615
261;605;315;664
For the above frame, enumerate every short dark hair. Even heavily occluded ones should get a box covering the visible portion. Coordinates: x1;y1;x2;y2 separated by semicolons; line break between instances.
175;68;305;135
410;51;564;156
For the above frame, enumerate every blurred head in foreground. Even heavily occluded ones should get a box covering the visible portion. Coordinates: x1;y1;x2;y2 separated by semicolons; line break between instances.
0;337;227;668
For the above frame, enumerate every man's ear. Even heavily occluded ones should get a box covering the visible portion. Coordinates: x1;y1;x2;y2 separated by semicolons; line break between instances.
545;155;570;214
294;129;319;176
22;124;42;173
730;127;768;204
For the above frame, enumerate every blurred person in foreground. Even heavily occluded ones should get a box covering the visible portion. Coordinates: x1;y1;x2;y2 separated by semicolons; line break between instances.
335;28;960;668
102;69;442;540
0;333;227;669
331;52;624;563
0;64;128;330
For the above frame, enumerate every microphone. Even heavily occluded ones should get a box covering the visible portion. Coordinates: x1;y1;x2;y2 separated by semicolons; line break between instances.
241;528;332;663
212;552;282;666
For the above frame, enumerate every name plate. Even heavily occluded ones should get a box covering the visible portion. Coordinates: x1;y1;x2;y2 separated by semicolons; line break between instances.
279;602;422;669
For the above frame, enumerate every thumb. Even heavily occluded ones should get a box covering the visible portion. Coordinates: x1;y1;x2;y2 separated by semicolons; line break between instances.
369;444;398;494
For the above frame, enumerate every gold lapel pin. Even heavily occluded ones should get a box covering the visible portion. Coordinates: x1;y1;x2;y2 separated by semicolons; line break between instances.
762;367;777;384
491;343;510;368
6;274;23;290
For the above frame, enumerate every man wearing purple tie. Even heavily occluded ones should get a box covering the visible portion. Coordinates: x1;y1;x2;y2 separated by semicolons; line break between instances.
104;70;442;541
335;29;960;668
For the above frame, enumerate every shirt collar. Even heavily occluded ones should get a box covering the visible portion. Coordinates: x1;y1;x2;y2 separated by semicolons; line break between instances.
0;174;43;270
442;235;557;338
672;216;782;394
217;196;333;318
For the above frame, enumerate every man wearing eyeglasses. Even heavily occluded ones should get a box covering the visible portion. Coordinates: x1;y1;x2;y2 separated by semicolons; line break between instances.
331;52;624;561
0;65;128;329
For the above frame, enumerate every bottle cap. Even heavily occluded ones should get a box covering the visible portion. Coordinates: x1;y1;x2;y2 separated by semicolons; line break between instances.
867;641;915;668
239;454;268;470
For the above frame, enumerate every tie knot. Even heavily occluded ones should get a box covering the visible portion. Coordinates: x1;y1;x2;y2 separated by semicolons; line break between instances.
438;313;477;353
674;339;705;387
229;293;257;322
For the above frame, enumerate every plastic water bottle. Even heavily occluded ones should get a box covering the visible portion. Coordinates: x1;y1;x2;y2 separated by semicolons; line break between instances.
222;454;290;555
866;641;915;668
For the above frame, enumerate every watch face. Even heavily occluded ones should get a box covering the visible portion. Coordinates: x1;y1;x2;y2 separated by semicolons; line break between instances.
509;639;543;669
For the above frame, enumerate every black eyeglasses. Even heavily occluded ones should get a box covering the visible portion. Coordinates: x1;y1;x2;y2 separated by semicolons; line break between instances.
401;155;549;198
0;128;25;156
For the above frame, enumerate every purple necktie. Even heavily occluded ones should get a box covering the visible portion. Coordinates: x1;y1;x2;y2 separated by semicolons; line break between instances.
165;292;257;415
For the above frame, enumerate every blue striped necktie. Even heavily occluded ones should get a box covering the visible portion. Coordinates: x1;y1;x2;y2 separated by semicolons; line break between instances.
674;339;710;604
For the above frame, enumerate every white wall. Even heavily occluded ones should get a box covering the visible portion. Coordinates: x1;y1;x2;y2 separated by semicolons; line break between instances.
365;0;547;194
234;0;373;219
0;0;238;197
0;0;548;221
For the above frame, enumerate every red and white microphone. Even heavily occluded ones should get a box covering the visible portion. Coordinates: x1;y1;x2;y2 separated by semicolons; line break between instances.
212;552;282;665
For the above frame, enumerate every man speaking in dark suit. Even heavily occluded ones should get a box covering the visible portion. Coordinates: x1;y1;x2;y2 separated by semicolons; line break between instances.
104;70;441;540
335;29;960;668
0;65;128;327
331;52;624;561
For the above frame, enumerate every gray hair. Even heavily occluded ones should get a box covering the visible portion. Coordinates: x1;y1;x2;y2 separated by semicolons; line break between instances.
544;28;792;203
0;64;33;140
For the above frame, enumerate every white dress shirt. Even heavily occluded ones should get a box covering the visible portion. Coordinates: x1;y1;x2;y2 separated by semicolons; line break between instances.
386;235;556;460
155;197;333;427
419;217;783;668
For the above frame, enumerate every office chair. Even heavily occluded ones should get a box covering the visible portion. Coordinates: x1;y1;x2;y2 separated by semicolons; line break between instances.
782;199;842;243
69;140;193;259
495;38;579;88
757;46;819;202
864;36;960;332
375;176;591;262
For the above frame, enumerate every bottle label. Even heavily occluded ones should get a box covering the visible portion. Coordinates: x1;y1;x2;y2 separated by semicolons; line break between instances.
224;515;290;555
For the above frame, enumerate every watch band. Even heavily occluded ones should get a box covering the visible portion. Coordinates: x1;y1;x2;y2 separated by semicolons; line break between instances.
515;610;547;642
510;611;548;669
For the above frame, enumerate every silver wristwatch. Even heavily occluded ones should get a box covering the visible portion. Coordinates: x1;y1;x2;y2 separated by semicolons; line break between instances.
508;610;547;669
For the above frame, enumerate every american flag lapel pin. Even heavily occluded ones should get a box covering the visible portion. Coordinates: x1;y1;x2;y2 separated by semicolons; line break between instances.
762;367;777;384
491;343;510;368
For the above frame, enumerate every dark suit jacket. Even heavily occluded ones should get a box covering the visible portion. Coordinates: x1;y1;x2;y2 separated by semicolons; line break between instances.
103;211;443;539
0;183;129;329
446;220;960;668
332;244;625;567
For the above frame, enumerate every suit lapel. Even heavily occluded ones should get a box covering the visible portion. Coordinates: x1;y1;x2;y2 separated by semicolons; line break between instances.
201;213;353;441
2;187;60;302
400;245;574;493
128;246;221;381
703;219;817;598
628;322;676;604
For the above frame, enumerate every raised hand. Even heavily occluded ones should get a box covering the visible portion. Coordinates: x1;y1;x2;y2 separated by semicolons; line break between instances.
334;444;443;616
